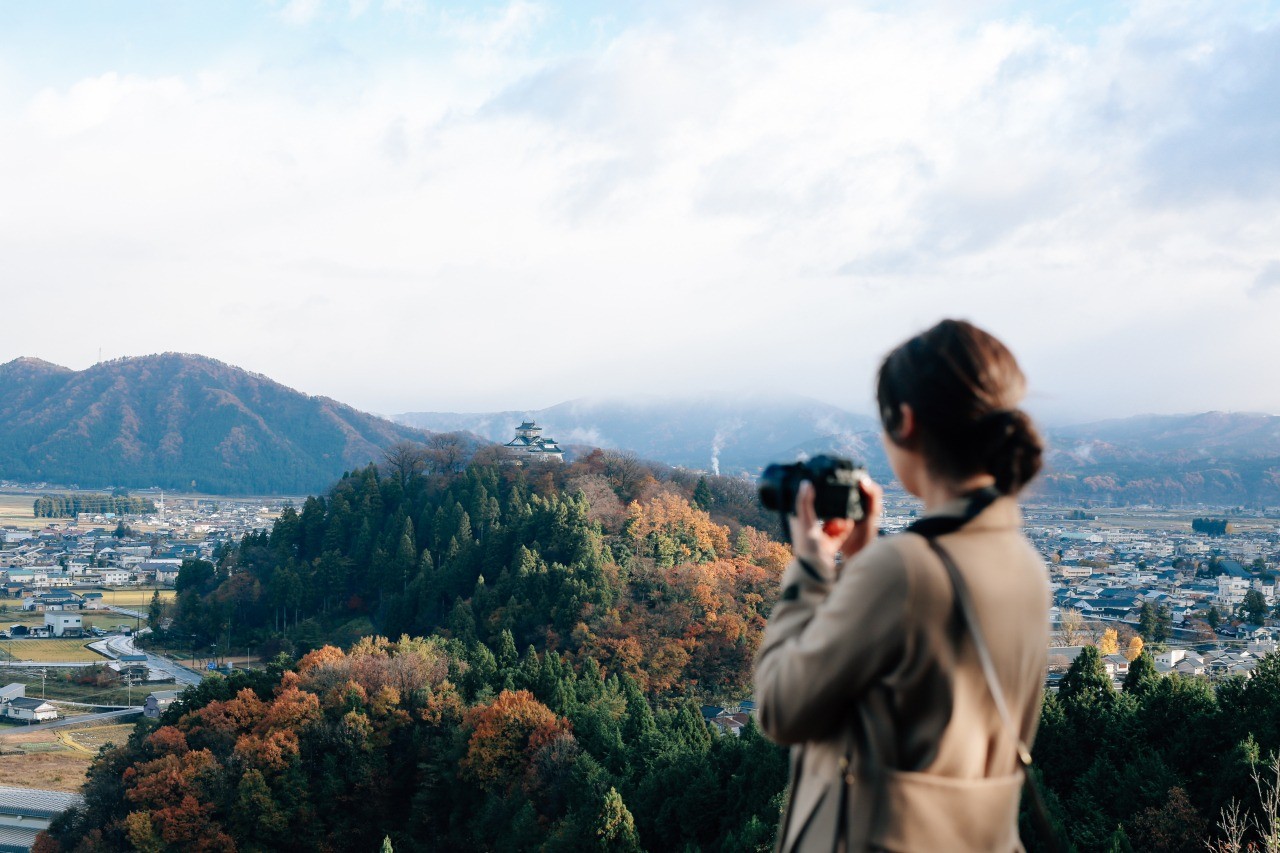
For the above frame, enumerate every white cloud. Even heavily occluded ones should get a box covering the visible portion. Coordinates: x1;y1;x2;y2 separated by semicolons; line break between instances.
1;1;1279;420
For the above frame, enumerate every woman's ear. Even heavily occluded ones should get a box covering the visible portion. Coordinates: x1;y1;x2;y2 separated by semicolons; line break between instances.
895;403;916;443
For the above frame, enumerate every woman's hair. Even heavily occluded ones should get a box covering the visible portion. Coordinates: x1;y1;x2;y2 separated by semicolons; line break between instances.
876;319;1043;495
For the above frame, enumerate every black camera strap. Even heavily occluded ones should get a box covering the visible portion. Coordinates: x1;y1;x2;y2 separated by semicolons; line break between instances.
905;487;1066;853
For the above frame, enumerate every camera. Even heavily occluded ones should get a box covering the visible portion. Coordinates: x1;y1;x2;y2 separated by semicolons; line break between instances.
758;455;868;522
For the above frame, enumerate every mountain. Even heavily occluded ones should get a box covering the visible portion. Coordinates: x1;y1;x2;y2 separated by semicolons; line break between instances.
0;354;432;495
1040;412;1280;507
401;401;1280;507
397;394;885;477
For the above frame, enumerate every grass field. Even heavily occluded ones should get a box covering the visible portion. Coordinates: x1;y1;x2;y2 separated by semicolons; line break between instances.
2;638;105;663
0;667;147;705
0;723;134;791
0;493;51;530
96;589;176;607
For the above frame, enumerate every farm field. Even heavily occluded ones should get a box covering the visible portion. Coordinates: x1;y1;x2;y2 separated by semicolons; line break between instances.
0;667;144;706
96;588;175;607
0;493;51;530
0;723;134;791
2;638;105;663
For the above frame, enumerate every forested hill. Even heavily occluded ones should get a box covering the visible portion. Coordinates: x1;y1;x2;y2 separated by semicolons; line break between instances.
39;454;1280;851
41;453;792;851
0;354;436;495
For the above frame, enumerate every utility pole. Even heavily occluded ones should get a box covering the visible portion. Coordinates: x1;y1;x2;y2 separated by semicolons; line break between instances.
39;666;47;700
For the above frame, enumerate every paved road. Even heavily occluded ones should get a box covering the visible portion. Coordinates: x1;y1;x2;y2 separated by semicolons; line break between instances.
0;707;143;735
88;635;203;687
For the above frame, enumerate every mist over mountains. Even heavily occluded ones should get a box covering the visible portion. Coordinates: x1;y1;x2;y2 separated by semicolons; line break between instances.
396;396;886;478
401;402;1280;507
0;352;1277;506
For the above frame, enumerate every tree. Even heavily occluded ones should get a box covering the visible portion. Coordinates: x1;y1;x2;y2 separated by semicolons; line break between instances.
1240;589;1269;625
1139;601;1157;642
1059;608;1087;647
596;787;642;851
381;441;428;490
1125;636;1144;662
1123;651;1159;696
1098;628;1119;656
461;690;570;790
692;477;713;512
148;590;164;629
1058;645;1114;711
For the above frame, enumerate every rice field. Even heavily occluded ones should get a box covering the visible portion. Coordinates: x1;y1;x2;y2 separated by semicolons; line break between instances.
1;638;105;663
95;589;176;607
0;493;51;530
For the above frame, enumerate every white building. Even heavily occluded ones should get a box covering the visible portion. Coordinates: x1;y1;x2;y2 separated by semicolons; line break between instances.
44;611;82;638
1218;574;1251;606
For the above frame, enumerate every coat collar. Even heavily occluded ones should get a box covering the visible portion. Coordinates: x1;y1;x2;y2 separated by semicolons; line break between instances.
917;493;1022;532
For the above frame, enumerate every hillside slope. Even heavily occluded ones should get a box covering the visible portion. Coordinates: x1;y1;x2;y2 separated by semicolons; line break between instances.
0;354;431;494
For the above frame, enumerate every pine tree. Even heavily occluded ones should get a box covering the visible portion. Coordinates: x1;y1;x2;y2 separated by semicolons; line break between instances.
1122;651;1159;697
596;787;642;851
693;477;713;512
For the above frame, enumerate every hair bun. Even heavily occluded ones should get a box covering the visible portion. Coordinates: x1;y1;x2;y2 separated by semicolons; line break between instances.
984;409;1043;495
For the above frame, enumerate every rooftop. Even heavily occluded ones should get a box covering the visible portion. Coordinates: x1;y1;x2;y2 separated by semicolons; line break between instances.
0;784;81;819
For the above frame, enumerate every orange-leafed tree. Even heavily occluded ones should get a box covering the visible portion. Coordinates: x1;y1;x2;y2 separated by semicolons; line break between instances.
461;689;571;790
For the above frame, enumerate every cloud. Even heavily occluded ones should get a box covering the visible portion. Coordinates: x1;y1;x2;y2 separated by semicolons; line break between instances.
1254;261;1280;295
279;0;324;26
2;1;1280;420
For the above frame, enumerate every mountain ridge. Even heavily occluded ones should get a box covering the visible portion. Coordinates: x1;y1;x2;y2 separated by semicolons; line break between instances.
0;353;433;495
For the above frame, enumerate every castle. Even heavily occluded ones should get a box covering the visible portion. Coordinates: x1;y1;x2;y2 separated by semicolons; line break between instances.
502;421;565;463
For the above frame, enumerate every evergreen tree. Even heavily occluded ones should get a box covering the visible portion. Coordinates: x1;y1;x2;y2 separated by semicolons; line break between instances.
1123;651;1159;697
596;787;642;851
693;477;714;512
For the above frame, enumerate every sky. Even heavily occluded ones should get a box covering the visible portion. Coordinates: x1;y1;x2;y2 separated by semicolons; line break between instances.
2;0;1279;425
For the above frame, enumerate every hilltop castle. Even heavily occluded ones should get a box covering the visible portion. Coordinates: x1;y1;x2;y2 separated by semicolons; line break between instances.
502;421;565;463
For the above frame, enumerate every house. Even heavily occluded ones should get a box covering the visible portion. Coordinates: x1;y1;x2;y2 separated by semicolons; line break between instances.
1;696;58;722
0;785;82;853
100;569;132;586
710;712;753;737
1103;654;1131;678
144;689;183;719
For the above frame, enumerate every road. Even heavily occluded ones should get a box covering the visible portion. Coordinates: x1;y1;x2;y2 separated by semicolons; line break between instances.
0;706;143;735
87;635;203;687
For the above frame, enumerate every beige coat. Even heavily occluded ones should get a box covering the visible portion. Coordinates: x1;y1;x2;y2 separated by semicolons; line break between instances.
754;496;1049;853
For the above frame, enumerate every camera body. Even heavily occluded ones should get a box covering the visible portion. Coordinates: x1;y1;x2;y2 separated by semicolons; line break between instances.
758;455;868;522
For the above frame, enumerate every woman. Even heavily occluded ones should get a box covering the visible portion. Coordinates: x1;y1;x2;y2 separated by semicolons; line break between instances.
754;319;1050;852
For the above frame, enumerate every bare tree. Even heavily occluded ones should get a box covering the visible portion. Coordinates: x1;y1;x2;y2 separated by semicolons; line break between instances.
382;441;428;489
1206;800;1246;853
425;432;469;475
601;451;645;503
1204;754;1280;853
1057;608;1087;647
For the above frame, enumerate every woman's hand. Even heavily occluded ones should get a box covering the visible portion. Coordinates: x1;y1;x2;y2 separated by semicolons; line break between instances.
787;477;883;574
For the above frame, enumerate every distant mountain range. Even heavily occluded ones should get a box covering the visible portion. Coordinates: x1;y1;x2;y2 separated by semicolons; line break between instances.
1;352;1276;506
0;355;429;495
396;396;886;478
400;402;1280;507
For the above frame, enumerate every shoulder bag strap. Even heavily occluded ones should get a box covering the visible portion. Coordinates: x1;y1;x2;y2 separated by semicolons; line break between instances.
923;535;1066;853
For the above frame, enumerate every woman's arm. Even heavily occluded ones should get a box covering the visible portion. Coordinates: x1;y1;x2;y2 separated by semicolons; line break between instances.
754;480;907;744
754;540;910;744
